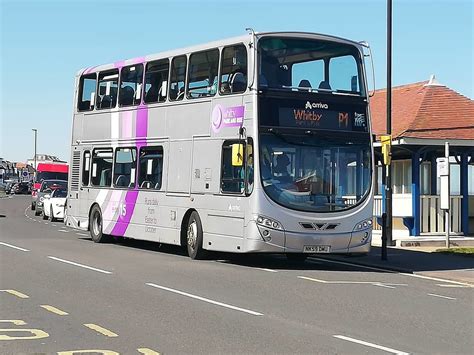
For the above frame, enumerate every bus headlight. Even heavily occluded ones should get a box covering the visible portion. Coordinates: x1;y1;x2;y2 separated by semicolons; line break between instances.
256;215;282;230
353;218;373;231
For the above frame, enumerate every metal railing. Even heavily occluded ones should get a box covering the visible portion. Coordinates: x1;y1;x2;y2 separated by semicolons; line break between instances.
420;195;463;234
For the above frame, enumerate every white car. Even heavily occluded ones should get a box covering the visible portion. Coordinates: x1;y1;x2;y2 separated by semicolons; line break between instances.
43;189;67;222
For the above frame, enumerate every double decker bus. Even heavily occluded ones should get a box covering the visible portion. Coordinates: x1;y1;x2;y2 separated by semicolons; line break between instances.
67;31;374;260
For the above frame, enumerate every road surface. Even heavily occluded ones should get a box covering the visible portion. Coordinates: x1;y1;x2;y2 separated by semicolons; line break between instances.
1;196;472;354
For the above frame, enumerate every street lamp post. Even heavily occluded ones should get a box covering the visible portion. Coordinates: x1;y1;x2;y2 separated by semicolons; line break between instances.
386;0;394;246
32;128;37;175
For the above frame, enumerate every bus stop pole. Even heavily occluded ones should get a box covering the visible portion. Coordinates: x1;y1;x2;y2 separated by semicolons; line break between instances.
445;142;450;248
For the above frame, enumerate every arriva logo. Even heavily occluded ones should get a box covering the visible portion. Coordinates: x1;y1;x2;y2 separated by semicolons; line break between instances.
305;101;329;110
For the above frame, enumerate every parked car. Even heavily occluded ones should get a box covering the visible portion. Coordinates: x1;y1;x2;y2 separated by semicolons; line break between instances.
35;180;67;216
12;182;30;195
43;188;67;221
5;182;15;194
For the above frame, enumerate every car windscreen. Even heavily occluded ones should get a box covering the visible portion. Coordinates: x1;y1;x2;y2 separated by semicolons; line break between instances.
53;189;67;198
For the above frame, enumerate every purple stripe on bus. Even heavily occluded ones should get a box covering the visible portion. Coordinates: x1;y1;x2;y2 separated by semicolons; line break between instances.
110;190;139;236
110;104;149;236
136;105;148;140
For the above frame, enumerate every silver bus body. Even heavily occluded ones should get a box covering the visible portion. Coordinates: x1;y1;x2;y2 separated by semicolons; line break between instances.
66;31;374;256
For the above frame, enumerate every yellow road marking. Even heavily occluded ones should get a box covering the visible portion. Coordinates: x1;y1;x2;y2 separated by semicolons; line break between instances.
83;323;118;337
0;289;29;298
0;328;49;340
0;320;27;325
137;348;161;355
40;305;69;316
58;351;119;355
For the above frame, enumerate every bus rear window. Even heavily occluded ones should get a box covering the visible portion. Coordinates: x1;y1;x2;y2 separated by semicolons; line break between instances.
78;74;96;111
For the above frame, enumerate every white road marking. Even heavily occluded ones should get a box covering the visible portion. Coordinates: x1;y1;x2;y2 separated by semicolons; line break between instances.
334;335;409;354
58;230;69;233
146;283;263;316
310;256;473;287
437;284;471;288
0;242;29;252
298;276;406;288
373;283;396;289
76;232;89;236
427;293;456;300
44;222;48;225
48;256;112;274
256;268;278;273
402;273;473;286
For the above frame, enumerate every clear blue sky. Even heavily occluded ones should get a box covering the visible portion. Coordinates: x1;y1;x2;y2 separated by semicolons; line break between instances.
0;0;472;163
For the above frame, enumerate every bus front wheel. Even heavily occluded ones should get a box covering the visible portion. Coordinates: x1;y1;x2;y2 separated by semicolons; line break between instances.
89;205;111;243
186;211;206;260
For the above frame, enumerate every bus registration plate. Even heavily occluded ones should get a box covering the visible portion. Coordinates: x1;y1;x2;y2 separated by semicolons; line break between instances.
304;245;331;253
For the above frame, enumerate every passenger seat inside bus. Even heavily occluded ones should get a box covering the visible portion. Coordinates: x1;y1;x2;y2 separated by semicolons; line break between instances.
120;86;135;106
298;79;312;90
318;80;332;91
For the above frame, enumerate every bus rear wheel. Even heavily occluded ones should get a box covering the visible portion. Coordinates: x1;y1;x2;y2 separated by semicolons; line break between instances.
186;211;206;260
89;205;111;243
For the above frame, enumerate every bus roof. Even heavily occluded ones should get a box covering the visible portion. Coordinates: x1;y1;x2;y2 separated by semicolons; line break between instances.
36;163;69;173
77;31;365;76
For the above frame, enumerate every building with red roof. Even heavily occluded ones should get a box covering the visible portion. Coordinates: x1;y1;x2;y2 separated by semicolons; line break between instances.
369;76;473;238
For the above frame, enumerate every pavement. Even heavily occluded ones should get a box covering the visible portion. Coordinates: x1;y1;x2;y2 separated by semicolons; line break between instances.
317;245;474;285
1;195;473;354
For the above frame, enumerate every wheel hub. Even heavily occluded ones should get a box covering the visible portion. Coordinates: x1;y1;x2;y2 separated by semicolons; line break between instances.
187;221;197;249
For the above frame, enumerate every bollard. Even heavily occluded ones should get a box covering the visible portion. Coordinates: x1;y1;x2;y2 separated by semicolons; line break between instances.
381;212;387;260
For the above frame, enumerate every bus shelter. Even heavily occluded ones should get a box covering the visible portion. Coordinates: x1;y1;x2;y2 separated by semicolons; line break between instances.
370;76;474;237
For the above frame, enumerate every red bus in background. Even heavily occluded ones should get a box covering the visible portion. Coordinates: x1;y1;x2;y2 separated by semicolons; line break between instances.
31;163;68;210
34;163;68;188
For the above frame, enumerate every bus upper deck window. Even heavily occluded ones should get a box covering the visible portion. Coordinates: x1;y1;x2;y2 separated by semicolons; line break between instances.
119;64;144;107
97;70;119;109
220;45;247;95
144;59;169;104
78;74;96;111
169;56;187;101
187;49;219;99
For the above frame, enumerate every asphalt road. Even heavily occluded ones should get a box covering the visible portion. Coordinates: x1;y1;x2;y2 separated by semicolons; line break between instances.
1;195;473;354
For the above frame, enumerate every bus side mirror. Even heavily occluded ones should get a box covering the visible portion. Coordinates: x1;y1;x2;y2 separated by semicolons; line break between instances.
232;144;244;166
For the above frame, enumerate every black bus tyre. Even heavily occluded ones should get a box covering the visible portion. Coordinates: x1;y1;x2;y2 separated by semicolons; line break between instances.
286;253;308;263
186;211;206;260
42;210;48;220
89;205;111;243
35;209;40;216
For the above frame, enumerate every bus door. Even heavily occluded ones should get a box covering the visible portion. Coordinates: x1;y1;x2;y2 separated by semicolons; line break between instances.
78;148;93;221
